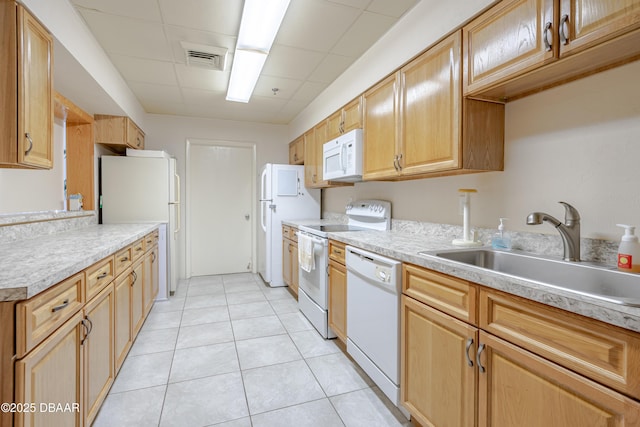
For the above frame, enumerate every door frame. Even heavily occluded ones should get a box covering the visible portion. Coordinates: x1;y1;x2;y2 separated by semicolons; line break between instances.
185;138;257;278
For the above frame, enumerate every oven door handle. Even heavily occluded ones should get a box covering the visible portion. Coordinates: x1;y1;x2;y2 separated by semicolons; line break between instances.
296;232;326;246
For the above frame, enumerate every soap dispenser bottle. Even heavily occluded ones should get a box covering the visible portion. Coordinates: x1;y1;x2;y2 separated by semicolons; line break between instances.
492;218;512;250
617;224;640;273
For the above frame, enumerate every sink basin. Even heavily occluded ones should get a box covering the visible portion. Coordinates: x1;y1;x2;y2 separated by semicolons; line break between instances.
419;249;640;306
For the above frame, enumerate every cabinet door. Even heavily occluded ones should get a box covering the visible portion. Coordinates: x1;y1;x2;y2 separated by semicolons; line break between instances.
328;260;347;342
114;272;132;373
401;295;478;427
312;120;328;187
131;259;145;337
83;284;115;427
559;0;640;57
342;96;362;134
15;312;83;427
290;241;299;297
400;31;462;176
143;249;154;316
478;331;640;427
17;5;53;169
463;0;556;96
363;73;400;180
326;110;343;140
288;136;304;165
304;129;316;187
282;238;292;286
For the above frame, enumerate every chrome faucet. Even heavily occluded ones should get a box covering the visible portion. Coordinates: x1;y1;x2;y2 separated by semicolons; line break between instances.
526;201;581;262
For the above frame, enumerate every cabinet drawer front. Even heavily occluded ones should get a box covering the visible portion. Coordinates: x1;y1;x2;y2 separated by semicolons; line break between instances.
114;246;133;276
403;264;477;324
131;238;145;261
282;225;292;240
85;255;115;301
144;230;159;250
16;272;85;358
329;240;346;264
480;289;640;400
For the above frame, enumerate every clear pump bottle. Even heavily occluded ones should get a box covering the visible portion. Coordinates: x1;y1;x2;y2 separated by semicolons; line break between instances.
491;218;512;250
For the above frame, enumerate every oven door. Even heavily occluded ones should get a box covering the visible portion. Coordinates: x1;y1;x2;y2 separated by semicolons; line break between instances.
298;232;328;309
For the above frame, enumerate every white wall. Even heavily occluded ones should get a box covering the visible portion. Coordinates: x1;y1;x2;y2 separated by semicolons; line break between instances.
0;119;66;214
142;114;289;280
323;60;640;241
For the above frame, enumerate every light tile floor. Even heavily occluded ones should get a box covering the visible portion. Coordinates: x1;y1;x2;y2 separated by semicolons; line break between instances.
93;273;414;427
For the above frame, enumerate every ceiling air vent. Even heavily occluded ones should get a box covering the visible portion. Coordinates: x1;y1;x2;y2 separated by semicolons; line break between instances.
180;42;228;71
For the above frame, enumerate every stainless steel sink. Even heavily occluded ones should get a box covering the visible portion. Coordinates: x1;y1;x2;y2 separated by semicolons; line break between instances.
419;249;640;306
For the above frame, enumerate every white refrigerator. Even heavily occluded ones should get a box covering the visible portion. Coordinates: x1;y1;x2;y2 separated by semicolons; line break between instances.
260;164;320;287
100;150;180;300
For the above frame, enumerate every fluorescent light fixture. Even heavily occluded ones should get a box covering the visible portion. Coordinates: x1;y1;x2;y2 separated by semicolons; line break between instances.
226;0;291;102
237;0;291;51
226;50;268;103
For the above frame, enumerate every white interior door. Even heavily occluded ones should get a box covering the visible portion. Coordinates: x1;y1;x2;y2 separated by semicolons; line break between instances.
187;140;255;276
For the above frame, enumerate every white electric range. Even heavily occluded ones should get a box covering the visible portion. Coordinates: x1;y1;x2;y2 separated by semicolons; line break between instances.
297;200;391;338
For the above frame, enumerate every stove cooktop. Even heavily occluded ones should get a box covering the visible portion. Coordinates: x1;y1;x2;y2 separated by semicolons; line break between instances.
300;224;367;233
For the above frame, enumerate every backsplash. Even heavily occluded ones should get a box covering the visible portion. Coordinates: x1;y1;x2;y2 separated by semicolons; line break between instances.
324;211;619;266
0;210;98;244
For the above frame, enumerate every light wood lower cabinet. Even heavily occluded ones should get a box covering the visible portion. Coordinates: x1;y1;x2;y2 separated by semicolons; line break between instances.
328;240;347;342
14;311;84;427
143;245;159;316
114;268;132;374
282;225;299;297
401;262;640;427
83;283;114;427
131;259;145;338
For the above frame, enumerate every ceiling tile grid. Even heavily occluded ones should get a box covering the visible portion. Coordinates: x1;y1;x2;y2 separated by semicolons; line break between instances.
70;0;419;124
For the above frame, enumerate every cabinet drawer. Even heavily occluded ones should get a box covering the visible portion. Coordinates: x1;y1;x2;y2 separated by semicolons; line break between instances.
114;246;133;276
282;225;292;240
480;289;640;400
85;255;115;301
403;264;477;325
144;230;159;251
16;272;85;358
329;240;346;264
131;238;145;261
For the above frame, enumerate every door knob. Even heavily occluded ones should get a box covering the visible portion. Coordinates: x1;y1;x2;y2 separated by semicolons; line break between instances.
245;214;250;220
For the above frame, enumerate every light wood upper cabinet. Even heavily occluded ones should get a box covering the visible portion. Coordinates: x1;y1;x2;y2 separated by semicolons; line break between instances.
303;129;316;187
326;96;363;140
364;31;504;181
464;0;640;100
362;73;400;180
0;2;53;169
94;114;145;152
288;135;304;165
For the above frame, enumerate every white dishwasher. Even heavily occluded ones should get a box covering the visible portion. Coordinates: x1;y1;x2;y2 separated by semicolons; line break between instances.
346;245;406;412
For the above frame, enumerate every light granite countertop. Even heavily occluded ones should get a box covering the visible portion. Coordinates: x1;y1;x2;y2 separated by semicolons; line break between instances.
0;223;160;302
284;220;640;333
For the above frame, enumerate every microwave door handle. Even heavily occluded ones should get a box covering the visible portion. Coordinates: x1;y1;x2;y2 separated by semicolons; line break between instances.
340;143;347;172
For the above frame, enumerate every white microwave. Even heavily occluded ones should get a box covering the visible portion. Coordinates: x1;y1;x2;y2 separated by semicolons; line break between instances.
322;129;363;182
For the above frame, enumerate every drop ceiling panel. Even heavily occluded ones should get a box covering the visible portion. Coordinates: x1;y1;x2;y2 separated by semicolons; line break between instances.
368;0;420;18
276;0;361;52
165;26;236;65
291;81;328;103
253;76;304;100
71;0;162;22
175;64;230;92
263;45;325;80
110;55;178;86
331;11;397;57
159;0;242;36
78;9;173;61
129;82;183;105
308;54;354;83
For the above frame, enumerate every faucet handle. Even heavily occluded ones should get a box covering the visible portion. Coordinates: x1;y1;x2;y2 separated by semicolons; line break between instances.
558;201;580;223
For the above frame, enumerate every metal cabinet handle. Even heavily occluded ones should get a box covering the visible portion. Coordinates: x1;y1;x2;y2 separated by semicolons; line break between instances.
397;153;403;171
465;338;474;367
131;270;138;285
97;272;108;280
51;299;70;313
393;155;399;171
152;252;157;263
476;343;486;373
543;21;553;51
25;133;33;156
81;318;90;345
559;14;569;45
120;256;129;262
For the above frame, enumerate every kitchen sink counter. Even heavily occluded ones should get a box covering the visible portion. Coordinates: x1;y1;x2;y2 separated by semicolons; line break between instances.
325;229;640;333
0;223;159;301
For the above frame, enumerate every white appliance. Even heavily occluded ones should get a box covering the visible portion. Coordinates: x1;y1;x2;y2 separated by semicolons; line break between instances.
297;200;391;339
322;128;363;182
346;246;408;418
100;149;180;300
260;163;320;287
